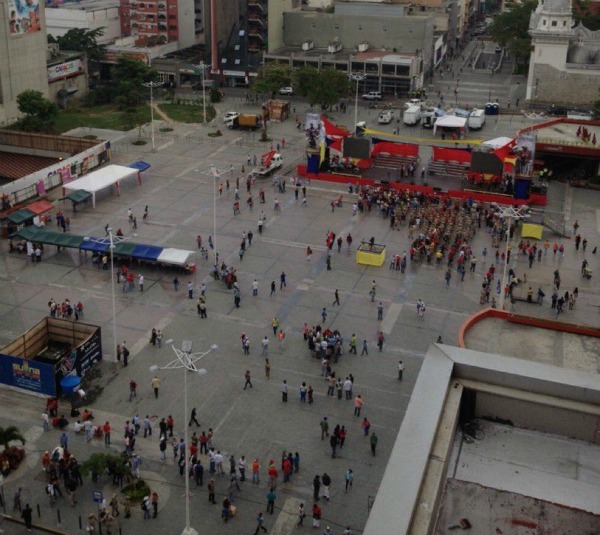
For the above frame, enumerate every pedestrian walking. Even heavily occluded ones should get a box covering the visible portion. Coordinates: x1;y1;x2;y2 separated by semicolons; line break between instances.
261;336;269;356
189;408;200;427
313;475;321;501
354;395;363;416
333;289;340;306
254;512;268;533
361;339;369;356
266;488;277;515
244;370;253;390
321;307;327;323
329;434;338;458
377;331;385;351
122;342;129;367
312;502;322;528
445;269;452;286
151;375;160;399
280;271;287;289
320;417;329;440
370;432;378;456
264;358;270;379
173;277;179;291
398;360;404;380
297;503;306;527
345;469;353;492
281;380;288;402
21;503;33;531
129;379;137;401
362;417;370;436
377;302;383;321
270;281;276;296
188;281;194;299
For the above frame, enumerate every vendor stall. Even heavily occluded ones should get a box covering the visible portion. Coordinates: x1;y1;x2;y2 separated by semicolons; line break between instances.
62;165;141;208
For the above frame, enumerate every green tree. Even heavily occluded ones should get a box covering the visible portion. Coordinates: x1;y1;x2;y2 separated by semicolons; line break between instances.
0;426;26;450
487;1;537;68
16;90;59;132
50;28;107;63
252;63;293;95
111;57;159;111
295;66;350;108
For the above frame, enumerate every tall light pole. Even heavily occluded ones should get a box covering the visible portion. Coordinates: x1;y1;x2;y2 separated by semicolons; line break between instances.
199;165;228;266
493;204;529;310
142;80;163;152
193;62;209;125
349;73;366;132
150;341;218;535
84;229;128;364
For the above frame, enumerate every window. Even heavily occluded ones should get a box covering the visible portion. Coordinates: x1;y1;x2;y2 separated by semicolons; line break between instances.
382;64;395;75
551;20;557;26
563;21;567;26
542;19;546;25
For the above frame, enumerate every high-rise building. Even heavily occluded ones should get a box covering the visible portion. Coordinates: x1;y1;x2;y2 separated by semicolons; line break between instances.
0;0;49;125
119;0;204;48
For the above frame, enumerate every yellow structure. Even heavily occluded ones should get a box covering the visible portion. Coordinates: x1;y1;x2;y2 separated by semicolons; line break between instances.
521;223;543;240
356;242;386;267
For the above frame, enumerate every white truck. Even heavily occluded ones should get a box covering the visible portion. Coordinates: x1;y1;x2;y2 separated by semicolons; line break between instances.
467;109;486;130
377;110;394;124
258;153;283;177
403;105;422;126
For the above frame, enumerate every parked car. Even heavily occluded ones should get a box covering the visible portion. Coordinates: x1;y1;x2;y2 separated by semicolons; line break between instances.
362;91;382;101
279;87;294;96
404;98;424;109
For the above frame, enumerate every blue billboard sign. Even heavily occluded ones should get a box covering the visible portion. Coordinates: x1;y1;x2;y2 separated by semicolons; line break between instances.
0;354;56;396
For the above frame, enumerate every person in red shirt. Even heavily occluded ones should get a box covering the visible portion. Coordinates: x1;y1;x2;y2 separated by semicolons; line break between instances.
312;503;321;528
267;461;278;488
103;422;111;446
282;458;292;483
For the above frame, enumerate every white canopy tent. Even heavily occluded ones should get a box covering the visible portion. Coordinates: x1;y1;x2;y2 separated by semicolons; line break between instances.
62;165;141;207
157;248;194;267
433;115;467;137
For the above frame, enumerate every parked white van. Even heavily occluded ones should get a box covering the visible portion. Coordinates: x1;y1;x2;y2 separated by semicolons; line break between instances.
467;109;486;130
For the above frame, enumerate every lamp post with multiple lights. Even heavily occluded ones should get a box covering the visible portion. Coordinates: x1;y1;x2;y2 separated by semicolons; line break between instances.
150;341;218;535
349;73;366;131
493;204;529;310
142;80;163;152
193;62;209;124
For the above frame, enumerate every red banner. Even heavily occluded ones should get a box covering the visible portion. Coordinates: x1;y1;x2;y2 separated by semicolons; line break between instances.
432;147;472;164
321;117;350;138
371;142;419;158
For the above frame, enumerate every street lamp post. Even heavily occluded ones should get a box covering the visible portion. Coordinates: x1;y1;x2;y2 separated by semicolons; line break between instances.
493;204;529;310
193;62;209;124
150;341;218;535
84;229;128;364
199;166;228;266
142;80;163;152
349;73;366;131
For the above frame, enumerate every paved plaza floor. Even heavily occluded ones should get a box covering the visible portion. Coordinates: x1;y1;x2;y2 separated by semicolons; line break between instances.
0;93;599;535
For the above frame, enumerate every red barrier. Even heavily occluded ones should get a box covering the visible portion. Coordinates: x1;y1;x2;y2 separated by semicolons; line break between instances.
432;146;472;164
297;166;547;206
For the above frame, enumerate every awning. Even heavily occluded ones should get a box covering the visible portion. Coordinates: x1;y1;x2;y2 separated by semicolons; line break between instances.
128;161;151;172
10;226;44;241
79;239;110;253
132;244;163;261
61;190;93;204
157;248;193;266
7;209;35;225
482;137;514;150
112;242;137;256
26;200;54;215
54;234;84;248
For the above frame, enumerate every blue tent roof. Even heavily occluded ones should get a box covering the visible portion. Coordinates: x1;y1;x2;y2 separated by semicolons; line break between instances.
128;161;151;172
132;244;163;261
79;239;110;253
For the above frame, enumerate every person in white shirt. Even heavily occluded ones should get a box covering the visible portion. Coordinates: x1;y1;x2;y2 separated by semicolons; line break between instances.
398;360;405;381
343;378;353;400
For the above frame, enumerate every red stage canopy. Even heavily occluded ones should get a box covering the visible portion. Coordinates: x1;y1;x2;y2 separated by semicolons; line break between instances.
321;117;350;138
432;147;472;164
371;142;419;158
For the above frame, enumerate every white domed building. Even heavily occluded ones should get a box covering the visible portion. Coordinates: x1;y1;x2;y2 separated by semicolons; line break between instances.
526;0;600;106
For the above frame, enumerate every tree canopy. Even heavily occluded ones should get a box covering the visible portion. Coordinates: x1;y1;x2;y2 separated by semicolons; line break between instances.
16;90;59;132
0;425;26;449
251;63;293;95
111;57;159;111
487;1;537;65
49;28;107;63
295;66;350;108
